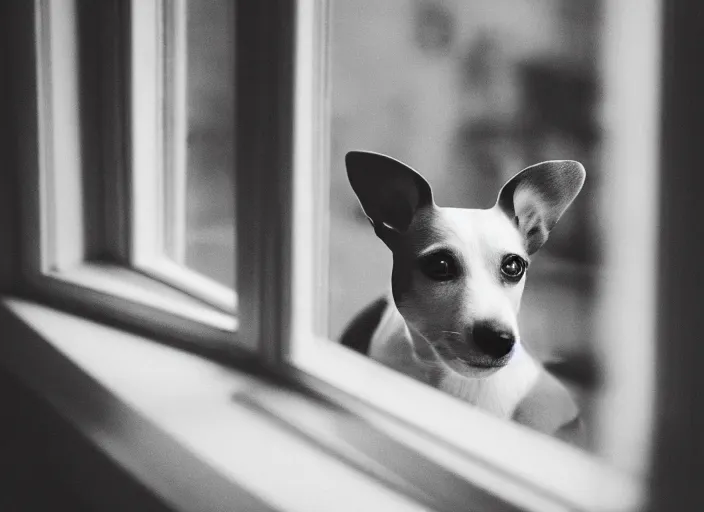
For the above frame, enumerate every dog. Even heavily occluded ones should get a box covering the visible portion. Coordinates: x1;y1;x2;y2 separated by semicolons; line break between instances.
340;150;586;441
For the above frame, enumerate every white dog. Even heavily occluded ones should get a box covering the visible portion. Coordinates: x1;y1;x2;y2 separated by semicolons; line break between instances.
341;151;586;440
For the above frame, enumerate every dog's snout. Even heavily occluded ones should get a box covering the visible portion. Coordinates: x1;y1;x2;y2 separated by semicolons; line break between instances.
471;322;515;358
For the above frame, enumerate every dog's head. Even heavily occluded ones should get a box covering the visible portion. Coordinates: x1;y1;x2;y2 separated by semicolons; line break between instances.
346;151;585;377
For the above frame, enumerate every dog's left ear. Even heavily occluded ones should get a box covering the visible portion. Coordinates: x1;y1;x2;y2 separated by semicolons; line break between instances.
496;160;585;255
346;151;434;235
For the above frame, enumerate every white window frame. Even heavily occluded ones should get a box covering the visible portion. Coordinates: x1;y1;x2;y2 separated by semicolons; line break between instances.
130;0;238;314
6;0;699;510
19;0;238;352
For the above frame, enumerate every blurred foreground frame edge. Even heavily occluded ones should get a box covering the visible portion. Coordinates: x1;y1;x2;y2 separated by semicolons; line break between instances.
649;0;704;510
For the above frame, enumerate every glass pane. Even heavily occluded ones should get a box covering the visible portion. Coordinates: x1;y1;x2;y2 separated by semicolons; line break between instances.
165;0;235;288
328;0;654;470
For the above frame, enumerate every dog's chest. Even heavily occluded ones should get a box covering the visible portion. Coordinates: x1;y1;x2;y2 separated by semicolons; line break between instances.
436;355;541;417
367;301;540;418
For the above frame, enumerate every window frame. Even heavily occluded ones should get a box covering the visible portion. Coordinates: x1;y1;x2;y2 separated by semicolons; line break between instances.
129;0;237;314
16;0;238;353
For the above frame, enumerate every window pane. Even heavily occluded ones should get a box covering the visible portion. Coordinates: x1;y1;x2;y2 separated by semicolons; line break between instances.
165;0;235;288
328;0;656;472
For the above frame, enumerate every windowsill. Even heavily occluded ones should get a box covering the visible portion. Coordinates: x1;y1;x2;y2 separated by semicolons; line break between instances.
0;297;428;512
0;297;644;512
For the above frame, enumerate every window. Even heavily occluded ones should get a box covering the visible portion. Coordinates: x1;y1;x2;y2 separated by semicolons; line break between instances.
131;0;237;312
6;0;696;510
322;0;658;477
292;2;658;508
21;0;237;350
290;0;660;508
132;0;237;292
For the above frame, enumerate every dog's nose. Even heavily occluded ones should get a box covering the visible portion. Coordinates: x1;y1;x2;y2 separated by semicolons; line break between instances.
471;322;515;358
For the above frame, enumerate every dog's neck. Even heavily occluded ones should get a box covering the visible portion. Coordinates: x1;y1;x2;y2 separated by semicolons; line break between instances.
369;297;540;419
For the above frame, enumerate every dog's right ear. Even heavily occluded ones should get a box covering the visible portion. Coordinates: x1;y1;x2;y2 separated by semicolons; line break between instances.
346;151;434;235
496;160;585;255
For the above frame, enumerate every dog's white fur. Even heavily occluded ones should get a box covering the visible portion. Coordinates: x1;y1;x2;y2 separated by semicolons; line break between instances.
345;151;586;438
369;297;541;417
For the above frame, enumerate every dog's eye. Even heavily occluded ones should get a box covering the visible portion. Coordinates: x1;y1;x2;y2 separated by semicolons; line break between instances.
419;251;458;281
500;254;526;283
